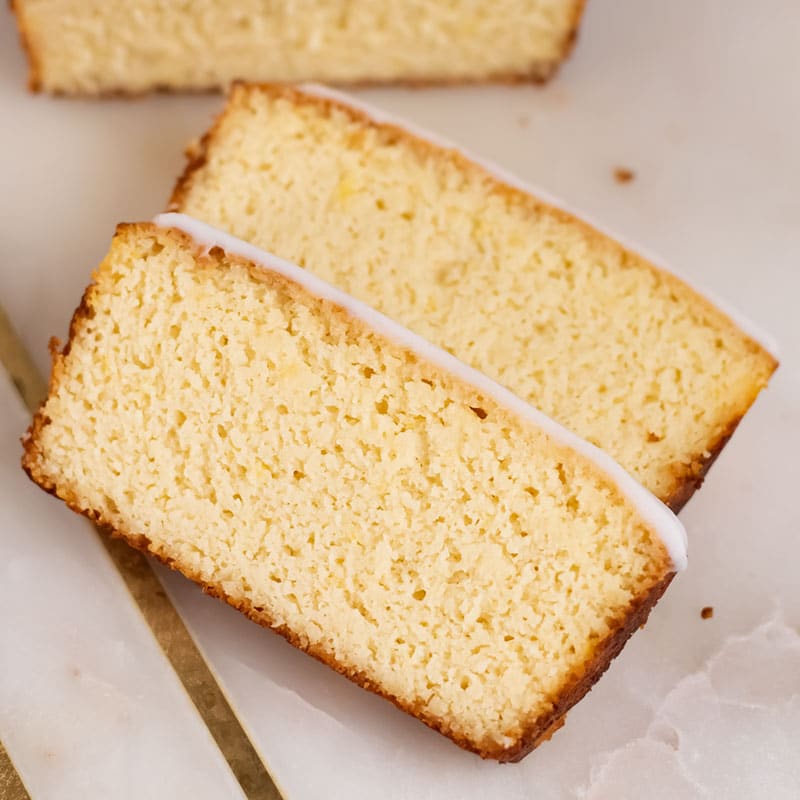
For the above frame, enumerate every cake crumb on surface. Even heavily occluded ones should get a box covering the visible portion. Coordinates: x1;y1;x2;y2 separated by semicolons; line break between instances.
614;167;635;183
701;606;714;620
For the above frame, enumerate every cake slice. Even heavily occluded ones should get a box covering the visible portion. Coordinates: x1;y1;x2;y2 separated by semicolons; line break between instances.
23;215;686;761
171;83;778;511
11;0;585;94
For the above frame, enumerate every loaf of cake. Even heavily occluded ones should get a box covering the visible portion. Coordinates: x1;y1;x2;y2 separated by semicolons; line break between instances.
23;215;686;761
171;83;778;511
10;0;585;94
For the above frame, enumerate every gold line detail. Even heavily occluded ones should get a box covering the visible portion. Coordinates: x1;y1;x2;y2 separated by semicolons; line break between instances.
0;741;31;800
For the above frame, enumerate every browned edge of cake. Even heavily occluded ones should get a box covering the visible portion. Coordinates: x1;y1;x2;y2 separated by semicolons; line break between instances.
9;0;585;95
168;82;778;512
22;221;675;761
9;0;42;91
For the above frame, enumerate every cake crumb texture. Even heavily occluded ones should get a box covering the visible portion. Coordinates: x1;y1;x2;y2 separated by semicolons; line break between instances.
24;224;673;760
11;0;584;94
171;85;777;508
614;166;635;184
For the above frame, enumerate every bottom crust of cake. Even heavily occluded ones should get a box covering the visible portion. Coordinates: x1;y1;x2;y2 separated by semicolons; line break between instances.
662;419;743;513
18;60;563;97
9;0;42;93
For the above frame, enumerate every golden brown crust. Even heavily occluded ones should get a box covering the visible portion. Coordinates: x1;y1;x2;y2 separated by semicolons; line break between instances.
22;220;673;761
663;417;741;513
9;0;42;91
16;60;560;99
560;0;588;65
169;81;778;510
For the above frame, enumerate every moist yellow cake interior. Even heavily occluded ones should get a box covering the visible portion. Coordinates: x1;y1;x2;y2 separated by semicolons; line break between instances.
14;0;581;93
26;226;671;753
173;86;776;504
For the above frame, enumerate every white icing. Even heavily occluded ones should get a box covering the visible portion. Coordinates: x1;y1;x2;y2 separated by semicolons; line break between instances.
154;212;688;570
299;83;779;359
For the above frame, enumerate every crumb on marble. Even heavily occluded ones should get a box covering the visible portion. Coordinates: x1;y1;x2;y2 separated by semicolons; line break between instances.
701;606;714;620
614;167;635;184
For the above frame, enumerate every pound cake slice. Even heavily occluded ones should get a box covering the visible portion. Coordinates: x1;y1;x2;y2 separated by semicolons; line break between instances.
11;0;584;94
171;83;778;511
23;214;686;761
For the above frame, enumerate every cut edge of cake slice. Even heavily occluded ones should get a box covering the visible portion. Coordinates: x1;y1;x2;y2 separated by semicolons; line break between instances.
23;214;685;761
169;82;778;511
10;0;586;95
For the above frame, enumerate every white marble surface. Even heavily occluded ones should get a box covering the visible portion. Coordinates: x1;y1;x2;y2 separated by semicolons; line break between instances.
2;0;799;797
582;613;800;799
0;373;245;799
